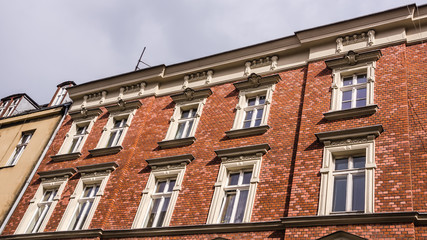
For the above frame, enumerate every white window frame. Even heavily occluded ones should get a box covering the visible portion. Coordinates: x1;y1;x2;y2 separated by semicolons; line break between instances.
6;131;33;166
330;62;375;111
96;109;136;149
57;169;112;231
52;87;68;106
15;176;69;234
207;153;263;224
231;85;274;130
132;165;187;228
58;118;96;155
318;140;376;215
0;100;9;116
163;99;206;141
5;98;19;117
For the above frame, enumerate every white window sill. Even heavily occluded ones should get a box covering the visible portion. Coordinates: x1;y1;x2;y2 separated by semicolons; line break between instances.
323;105;378;120
225;125;270;139
50;152;82;162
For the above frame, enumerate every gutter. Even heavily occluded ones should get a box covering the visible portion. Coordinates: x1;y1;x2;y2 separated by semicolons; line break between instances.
0;103;70;234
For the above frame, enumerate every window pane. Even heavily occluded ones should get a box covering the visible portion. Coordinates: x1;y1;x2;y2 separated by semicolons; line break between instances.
343;77;353;86
189;108;197;117
83;186;94;197
242;172;252;184
244;110;253;121
357;88;366;99
258;95;266;105
156;181;167;193
76;126;86;135
332;176;347;212
353;156;366;168
352;174;365;211
247;98;256;106
228;173;240;186
181;110;190;119
243;121;251;128
69;138;79;153
341;101;351;110
356;99;366;108
184;120;194;138
157;197;170;226
220;193;236;223
335;158;348;170
256;108;263;119
342;90;352;101
357;74;367;84
167;180;176;192
234;190;248;223
175;122;185;139
146;198;161;227
107;132;118;147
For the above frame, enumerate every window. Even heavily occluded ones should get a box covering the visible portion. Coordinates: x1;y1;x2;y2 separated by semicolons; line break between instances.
51;87;67;106
158;88;211;149
132;154;193;229
207;144;270;224
25;189;58;233
15;168;75;234
145;178;175;227
52;111;99;161
324;50;381;120
332;156;366;212
5;99;19;117
219;170;252;223
107;118;127;147
6;132;33;166
316;125;383;215
68;184;99;230
57;162;117;231
225;73;280;139
0;100;9;117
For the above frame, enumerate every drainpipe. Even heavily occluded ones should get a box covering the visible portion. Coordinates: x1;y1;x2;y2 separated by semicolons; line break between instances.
0;103;70;234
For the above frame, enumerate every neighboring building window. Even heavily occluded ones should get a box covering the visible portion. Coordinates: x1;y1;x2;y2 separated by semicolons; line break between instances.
132;154;193;229
57;162;117;231
14;168;75;234
51;87;67;106
68;184;100;230
5;99;19;117
316;125;383;215
225;73;280;139
207;144;270;224
145;178;176;227
0;100;9;116
219;170;252;223
6;132;33;166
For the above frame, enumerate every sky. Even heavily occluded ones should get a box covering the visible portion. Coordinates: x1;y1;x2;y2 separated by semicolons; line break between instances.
0;0;426;105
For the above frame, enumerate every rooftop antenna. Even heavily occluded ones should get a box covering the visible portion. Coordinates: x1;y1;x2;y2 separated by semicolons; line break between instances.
134;47;151;71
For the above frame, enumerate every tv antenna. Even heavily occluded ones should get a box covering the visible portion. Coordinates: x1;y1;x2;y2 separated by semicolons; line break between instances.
134;47;151;71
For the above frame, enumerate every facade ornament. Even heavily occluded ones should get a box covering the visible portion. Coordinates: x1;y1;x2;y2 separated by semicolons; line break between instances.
247;73;262;88
138;82;147;95
244;61;252;76
100;91;107;104
270;56;278;70
367;30;375;46
345;51;358;65
81;95;88;109
206;70;214;84
118;87;125;101
336;38;343;53
182;75;189;89
183;88;195;101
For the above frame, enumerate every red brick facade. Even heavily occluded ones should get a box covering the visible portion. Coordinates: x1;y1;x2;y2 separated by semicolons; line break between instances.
1;5;427;240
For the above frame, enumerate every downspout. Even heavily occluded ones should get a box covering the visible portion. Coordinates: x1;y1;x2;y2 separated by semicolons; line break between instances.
0;103;70;234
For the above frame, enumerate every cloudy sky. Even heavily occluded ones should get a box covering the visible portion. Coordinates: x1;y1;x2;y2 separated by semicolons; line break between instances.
0;0;426;104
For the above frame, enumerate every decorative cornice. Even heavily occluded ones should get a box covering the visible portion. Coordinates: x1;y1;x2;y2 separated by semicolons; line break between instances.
50;152;81;162
76;161;118;174
88;146;123;157
37;168;76;180
157;136;196;149
171;88;212;103
325;50;382;68
336;30;376;53
323;105;378;120
225;125;270;139
69;107;102;120
215;143;271;159
146;154;194;170
234;73;281;90
104;99;142;112
315;124;384;143
184;70;214;85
